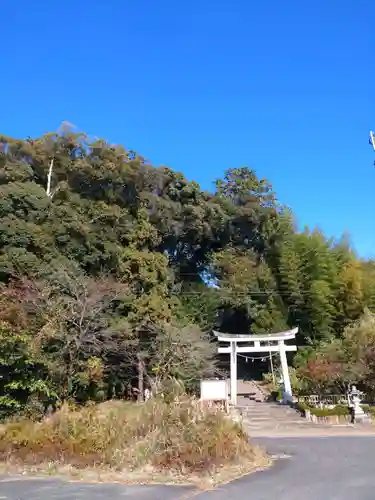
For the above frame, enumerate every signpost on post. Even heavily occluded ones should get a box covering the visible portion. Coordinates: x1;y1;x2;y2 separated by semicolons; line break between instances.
200;379;229;412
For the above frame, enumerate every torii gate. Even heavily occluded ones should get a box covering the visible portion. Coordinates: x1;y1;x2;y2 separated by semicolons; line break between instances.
214;327;298;406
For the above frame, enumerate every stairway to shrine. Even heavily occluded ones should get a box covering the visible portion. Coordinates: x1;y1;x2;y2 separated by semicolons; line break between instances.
234;380;350;436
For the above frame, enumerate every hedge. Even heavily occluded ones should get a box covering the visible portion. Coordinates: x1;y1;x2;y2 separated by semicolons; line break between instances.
296;402;375;418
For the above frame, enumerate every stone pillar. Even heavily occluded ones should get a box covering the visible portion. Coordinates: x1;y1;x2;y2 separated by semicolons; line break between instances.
230;341;237;406
279;341;292;404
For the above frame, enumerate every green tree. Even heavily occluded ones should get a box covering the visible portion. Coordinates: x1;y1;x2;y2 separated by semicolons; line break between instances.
0;126;374;413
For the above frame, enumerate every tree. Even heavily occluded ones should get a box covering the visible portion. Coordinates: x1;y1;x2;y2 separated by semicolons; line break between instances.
295;310;375;393
148;323;217;391
295;341;347;393
0;126;374;414
37;271;131;402
0;279;56;418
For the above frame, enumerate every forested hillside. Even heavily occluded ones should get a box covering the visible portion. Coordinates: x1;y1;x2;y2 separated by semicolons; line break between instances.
1;126;374;415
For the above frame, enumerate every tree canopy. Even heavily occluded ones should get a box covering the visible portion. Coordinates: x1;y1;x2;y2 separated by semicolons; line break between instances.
0;125;374;415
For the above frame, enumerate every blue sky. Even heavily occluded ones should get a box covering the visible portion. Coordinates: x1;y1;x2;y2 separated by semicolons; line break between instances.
2;1;374;256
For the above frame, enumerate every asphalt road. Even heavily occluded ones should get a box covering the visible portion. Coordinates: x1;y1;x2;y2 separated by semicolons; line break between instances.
1;437;375;499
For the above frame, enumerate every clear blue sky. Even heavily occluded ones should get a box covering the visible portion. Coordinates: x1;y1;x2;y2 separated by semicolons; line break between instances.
2;1;374;257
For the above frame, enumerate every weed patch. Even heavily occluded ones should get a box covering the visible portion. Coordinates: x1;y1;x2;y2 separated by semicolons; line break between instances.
0;396;268;484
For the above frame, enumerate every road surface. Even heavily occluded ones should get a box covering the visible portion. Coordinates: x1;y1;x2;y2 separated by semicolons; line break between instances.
1;437;375;499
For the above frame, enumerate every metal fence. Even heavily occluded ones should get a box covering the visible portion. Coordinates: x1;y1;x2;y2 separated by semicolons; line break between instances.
297;394;375;407
297;394;347;407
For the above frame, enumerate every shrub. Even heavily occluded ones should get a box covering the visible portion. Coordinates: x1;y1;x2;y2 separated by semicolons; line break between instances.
0;321;57;421
268;389;283;402
295;402;349;417
308;405;349;417
360;404;375;419
296;402;375;419
0;395;265;476
294;401;309;413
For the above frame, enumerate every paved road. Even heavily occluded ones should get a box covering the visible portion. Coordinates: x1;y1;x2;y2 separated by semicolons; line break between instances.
0;478;194;500
202;436;375;499
1;437;375;499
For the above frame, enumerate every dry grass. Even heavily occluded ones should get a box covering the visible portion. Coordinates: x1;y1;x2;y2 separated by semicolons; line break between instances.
0;395;268;485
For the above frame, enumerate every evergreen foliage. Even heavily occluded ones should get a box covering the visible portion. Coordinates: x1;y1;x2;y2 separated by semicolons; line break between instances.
0;126;374;414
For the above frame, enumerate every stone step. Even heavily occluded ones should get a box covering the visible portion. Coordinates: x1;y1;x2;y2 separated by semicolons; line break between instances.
243;419;307;426
234;388;318;431
245;425;318;431
246;422;309;428
238;403;300;411
234;380;267;403
236;401;311;431
241;411;303;417
239;409;303;418
239;406;299;412
242;408;300;415
245;416;307;422
246;425;318;431
245;421;314;427
246;419;305;425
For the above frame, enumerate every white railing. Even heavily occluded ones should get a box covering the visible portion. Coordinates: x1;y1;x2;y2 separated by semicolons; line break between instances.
298;394;348;407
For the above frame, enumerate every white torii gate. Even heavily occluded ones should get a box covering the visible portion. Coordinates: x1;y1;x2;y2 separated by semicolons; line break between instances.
214;327;298;406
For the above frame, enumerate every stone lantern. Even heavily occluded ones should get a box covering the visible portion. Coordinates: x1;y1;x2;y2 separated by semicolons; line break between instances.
348;385;366;424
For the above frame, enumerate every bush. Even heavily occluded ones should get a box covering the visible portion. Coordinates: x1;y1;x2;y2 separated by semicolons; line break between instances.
360;404;375;419
269;389;283;402
294;401;309;413
295;402;349;417
296;402;375;419
0;395;265;477
309;405;349;417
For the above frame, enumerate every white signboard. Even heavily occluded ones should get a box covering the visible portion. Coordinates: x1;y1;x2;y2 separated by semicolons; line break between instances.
200;379;228;401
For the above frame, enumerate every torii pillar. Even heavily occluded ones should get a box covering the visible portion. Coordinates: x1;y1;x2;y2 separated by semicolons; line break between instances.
230;341;237;406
